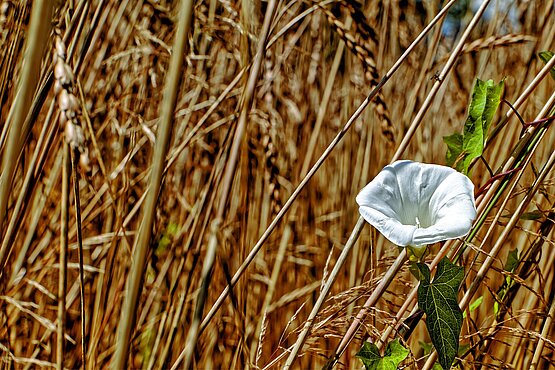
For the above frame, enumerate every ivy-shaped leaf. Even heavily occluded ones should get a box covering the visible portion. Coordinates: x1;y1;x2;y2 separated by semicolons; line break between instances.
419;341;453;370
444;78;504;174
356;339;409;370
417;257;464;370
539;51;555;80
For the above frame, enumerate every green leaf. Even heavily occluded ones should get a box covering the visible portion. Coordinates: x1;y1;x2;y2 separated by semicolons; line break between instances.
469;296;483;312
504;248;519;273
410;262;425;281
444;78;504;174
458;343;470;356
156;222;179;255
463;296;483;318
356;339;409;370
443;132;464;169
520;210;544;221
494;248;520;316
420;341;434;355
417;258;464;370
461;79;504;173
539;51;555;80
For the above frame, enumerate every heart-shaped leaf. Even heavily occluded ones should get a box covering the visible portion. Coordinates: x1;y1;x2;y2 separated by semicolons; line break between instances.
417;257;464;370
356;339;409;370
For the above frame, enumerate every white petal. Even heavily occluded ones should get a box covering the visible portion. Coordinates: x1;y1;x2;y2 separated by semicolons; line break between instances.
356;160;477;247
412;193;476;245
358;205;417;246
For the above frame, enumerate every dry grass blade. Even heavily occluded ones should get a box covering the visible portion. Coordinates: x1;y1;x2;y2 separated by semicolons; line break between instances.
112;0;194;367
530;295;555;370
57;143;70;370
199;0;460;336
424;134;555;369
0;0;53;271
175;0;279;368
1;0;554;368
283;217;365;369
70;147;87;369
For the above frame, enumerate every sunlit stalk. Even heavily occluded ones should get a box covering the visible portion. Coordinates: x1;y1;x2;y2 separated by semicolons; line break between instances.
112;0;194;367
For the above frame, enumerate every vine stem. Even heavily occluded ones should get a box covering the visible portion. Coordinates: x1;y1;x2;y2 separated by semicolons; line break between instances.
324;0;494;365
377;58;555;357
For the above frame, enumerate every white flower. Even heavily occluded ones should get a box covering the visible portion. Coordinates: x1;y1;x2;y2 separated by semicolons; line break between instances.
356;160;477;247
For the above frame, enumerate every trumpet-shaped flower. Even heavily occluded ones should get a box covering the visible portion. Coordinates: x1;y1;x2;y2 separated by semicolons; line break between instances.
356;160;477;247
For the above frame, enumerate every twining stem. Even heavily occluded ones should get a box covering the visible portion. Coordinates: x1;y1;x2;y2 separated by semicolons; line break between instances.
422;109;555;370
325;1;493;366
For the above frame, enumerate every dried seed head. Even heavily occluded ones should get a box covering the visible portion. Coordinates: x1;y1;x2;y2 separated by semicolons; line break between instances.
65;109;77;119
54;59;65;80
54;80;63;95
58;109;67;127
79;149;91;173
65;122;84;149
63;64;74;86
1;2;9;14
54;59;73;86
58;89;70;111
68;93;79;111
55;36;66;60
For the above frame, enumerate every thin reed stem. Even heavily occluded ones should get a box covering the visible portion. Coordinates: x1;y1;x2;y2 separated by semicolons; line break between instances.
57;143;70;370
112;0;194;367
0;0;54;272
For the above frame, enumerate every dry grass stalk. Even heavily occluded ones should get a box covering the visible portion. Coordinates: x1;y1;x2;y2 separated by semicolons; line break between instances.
0;0;554;369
